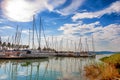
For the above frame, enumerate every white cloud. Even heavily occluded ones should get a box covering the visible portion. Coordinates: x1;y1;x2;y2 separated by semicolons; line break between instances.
58;22;120;51
48;0;66;9
1;0;66;22
0;26;14;29
72;1;120;21
22;29;32;35
93;24;120;41
56;0;85;16
58;21;101;35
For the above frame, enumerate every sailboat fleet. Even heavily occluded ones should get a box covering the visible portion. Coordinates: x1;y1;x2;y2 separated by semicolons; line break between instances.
0;16;96;59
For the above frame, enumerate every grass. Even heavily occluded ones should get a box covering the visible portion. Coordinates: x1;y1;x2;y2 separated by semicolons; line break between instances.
84;53;120;80
100;53;120;66
101;53;120;73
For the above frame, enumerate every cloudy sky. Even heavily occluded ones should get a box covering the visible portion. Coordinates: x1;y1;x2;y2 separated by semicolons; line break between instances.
0;0;120;51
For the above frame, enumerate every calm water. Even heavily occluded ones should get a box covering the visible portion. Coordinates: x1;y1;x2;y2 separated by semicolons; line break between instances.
0;54;111;80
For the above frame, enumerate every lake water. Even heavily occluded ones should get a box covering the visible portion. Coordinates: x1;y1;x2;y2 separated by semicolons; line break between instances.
0;54;111;80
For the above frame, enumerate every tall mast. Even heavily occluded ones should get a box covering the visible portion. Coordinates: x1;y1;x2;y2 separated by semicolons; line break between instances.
41;19;48;49
60;38;63;51
74;41;76;52
66;39;68;51
78;37;82;52
78;37;83;53
85;38;89;52
47;37;49;49
28;28;30;49
55;37;57;51
92;35;95;53
14;25;18;46
17;29;22;50
32;15;35;50
52;35;54;49
39;17;42;52
70;40;73;52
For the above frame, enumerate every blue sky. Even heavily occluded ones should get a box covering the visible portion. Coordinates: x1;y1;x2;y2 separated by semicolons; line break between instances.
0;0;120;51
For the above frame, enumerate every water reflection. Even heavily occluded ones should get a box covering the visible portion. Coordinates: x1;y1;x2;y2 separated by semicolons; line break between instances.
0;57;96;80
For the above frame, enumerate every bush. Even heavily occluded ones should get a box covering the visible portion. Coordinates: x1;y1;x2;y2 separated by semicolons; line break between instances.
85;53;120;80
84;63;120;80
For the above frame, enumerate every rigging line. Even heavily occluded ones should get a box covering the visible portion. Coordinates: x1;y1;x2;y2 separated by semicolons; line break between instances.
34;19;39;47
32;15;35;49
14;25;18;45
51;35;54;49
39;17;42;52
17;28;23;49
77;37;81;52
92;34;95;53
28;28;31;47
86;38;89;52
41;19;48;49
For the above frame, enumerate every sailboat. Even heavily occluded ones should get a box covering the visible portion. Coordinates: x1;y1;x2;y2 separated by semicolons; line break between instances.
78;36;96;57
0;15;49;59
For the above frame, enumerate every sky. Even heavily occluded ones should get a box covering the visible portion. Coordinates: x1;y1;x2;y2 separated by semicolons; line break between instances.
0;0;120;51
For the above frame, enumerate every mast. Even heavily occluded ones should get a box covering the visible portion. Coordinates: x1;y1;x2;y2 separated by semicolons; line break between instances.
74;41;76;52
28;28;30;49
85;38;89;52
92;35;95;53
17;28;22;50
60;38;63;52
54;37;58;52
78;37;82;52
14;25;19;50
11;35;14;50
52;35;54;49
39;17;42;52
41;19;48;49
32;15;35;50
55;37;57;52
66;39;68;52
47;37;49;50
70;40;73;52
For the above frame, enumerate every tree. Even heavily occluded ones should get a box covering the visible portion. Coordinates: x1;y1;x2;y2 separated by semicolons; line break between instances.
0;41;2;50
2;42;6;49
37;46;41;50
43;47;47;51
7;42;11;49
26;45;29;49
0;41;2;46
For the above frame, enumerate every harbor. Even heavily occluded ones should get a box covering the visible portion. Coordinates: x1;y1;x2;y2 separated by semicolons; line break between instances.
0;0;119;80
0;16;96;59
